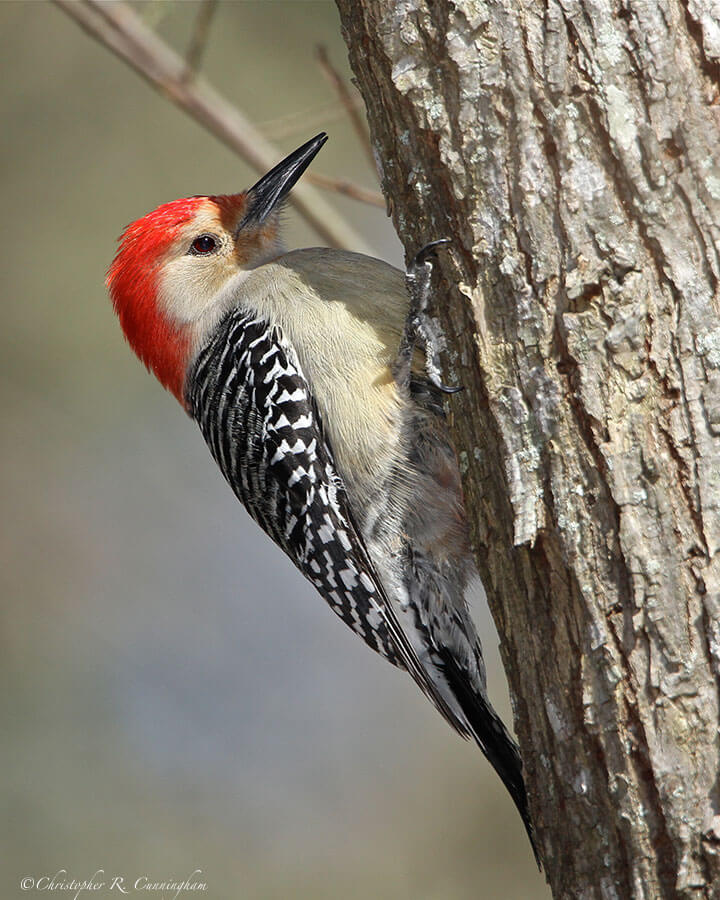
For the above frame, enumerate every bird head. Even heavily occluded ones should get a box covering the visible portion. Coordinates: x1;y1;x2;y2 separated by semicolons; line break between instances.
107;133;327;405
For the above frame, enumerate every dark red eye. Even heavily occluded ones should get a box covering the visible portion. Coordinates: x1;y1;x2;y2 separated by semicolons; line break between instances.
190;234;217;255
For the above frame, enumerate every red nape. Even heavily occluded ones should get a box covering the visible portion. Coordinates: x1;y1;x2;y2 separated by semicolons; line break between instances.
107;197;205;405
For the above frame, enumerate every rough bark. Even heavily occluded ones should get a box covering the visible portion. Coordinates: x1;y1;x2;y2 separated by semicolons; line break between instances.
335;1;720;896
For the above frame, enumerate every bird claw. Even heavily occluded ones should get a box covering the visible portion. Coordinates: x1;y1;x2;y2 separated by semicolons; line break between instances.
412;238;452;268
436;381;464;395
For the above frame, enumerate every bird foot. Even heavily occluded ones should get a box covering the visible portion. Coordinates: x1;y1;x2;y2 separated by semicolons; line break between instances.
397;239;461;394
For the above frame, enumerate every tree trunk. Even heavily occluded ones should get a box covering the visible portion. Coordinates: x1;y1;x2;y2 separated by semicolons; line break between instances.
335;1;720;896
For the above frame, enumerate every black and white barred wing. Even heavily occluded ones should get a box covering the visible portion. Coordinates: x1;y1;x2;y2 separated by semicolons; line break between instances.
189;310;460;722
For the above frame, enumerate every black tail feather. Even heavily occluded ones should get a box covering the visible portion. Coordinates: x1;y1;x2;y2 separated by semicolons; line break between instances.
438;650;541;869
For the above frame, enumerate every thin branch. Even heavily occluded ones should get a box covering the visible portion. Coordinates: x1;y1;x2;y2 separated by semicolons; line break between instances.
315;44;376;172
299;171;385;207
259;99;361;141
182;0;218;83
53;0;381;252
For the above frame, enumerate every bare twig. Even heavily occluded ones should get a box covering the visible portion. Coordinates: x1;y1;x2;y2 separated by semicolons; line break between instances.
316;44;375;172
300;171;385;206
260;99;361;141
53;0;381;251
182;0;218;83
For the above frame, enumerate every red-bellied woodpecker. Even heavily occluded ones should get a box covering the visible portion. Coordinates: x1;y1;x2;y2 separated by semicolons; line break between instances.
108;133;538;861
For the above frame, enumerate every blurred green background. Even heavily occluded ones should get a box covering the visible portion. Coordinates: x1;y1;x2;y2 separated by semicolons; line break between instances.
0;2;549;897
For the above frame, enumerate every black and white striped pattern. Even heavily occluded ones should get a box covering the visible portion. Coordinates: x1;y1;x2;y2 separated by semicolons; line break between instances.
187;308;407;665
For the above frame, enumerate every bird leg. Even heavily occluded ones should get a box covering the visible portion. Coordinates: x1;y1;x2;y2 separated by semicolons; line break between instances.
394;239;461;394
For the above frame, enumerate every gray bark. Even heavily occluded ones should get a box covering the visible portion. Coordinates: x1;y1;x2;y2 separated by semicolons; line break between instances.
335;1;720;897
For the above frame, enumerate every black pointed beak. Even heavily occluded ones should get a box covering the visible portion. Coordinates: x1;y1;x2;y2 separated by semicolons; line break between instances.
239;133;328;231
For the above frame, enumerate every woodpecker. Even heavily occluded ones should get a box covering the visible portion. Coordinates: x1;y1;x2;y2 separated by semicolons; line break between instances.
108;133;538;862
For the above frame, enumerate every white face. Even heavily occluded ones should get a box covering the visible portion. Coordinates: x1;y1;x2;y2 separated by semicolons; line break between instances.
156;202;282;326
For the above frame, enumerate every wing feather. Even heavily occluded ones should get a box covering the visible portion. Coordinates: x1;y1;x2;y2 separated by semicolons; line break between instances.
188;310;460;727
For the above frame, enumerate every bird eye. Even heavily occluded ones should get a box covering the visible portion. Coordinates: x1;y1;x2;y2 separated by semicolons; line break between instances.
190;234;218;255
